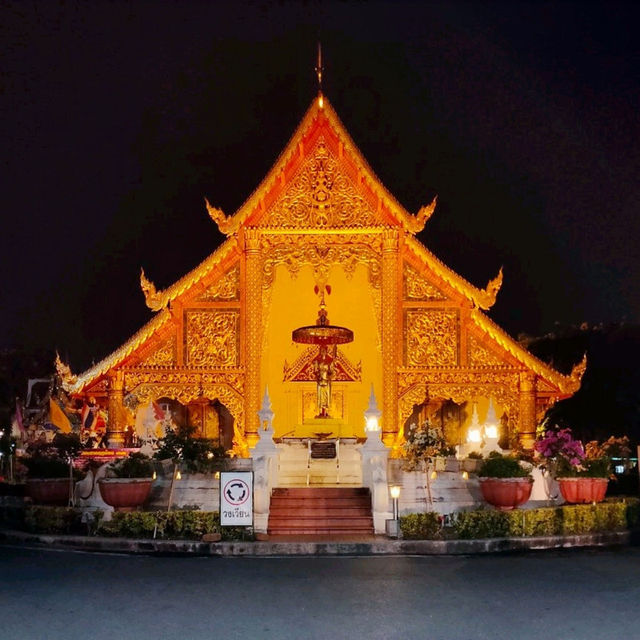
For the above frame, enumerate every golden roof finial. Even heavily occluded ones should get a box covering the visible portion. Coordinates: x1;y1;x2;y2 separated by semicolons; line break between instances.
315;42;323;94
140;268;164;311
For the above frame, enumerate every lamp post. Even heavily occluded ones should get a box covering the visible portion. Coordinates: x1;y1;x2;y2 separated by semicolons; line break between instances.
386;484;401;538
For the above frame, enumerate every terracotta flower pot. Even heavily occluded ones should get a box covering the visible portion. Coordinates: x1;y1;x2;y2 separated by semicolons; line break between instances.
26;478;72;506
479;477;533;511
98;478;153;510
558;477;608;504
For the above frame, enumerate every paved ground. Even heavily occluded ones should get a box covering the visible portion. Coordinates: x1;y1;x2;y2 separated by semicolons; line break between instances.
1;544;639;639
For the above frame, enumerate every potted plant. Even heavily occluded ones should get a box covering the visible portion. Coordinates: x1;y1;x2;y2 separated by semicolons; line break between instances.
534;426;610;504
401;420;456;507
477;452;534;510
23;433;82;505
461;450;483;473
98;452;155;510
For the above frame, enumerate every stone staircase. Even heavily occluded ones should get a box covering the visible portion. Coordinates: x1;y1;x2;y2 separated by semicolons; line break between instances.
267;487;374;535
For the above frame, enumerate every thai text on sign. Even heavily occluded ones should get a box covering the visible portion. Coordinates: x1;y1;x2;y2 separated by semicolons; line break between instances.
220;471;253;526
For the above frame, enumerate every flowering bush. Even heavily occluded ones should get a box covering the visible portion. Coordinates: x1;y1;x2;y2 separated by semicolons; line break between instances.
402;420;455;470
534;426;585;477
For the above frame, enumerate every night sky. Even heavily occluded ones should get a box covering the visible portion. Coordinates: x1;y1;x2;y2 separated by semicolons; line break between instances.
2;1;639;373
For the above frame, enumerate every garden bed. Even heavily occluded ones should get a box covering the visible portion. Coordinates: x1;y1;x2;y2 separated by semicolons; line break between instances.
399;498;640;540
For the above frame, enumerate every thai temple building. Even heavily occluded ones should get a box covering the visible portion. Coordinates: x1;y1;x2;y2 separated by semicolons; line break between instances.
57;85;585;489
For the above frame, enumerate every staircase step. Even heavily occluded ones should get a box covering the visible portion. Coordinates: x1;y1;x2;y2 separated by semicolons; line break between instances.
267;486;374;536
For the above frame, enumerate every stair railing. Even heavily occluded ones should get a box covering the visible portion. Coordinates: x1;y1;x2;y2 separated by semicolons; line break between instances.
306;438;312;487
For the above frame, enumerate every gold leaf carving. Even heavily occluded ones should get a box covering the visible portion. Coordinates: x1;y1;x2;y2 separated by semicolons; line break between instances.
405;310;458;367
404;264;447;301
185;310;239;368
138;336;176;368
265;138;378;228
467;334;506;368
196;266;239;302
262;235;381;290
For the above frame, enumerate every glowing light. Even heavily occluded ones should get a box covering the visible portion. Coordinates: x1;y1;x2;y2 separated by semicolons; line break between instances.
467;428;482;444
152;471;157;480
390;485;401;499
461;471;469;480
484;424;498;440
175;470;182;480
430;470;438;480
366;416;379;432
214;471;220;479
207;451;214;459
318;94;324;108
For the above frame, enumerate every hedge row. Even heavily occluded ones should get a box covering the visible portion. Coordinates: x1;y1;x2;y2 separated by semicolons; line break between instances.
399;499;640;540
20;507;252;541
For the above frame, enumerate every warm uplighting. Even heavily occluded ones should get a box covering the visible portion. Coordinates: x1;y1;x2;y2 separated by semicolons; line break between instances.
152;471;157;480
175;470;182;480
467;402;482;444
207;451;214;459
318;94;324;108
390;485;401;499
430;470;438;480
214;471;220;479
461;471;469;480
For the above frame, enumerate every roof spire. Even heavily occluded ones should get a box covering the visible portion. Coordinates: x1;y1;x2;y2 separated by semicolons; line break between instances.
315;42;323;93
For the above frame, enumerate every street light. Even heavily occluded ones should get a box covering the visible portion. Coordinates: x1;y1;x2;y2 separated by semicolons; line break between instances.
386;485;401;538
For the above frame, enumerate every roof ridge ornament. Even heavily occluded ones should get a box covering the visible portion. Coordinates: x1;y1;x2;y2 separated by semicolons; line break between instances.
315;42;323;93
54;351;77;392
476;266;503;310
140;268;165;311
406;196;437;234
205;197;238;236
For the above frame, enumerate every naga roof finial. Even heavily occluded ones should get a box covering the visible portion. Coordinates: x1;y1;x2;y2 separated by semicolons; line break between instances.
54;351;77;392
476;267;503;310
140;268;164;311
406;196;437;234
205;197;238;236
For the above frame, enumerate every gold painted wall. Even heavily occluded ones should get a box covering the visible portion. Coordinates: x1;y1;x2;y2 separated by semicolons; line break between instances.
261;262;382;438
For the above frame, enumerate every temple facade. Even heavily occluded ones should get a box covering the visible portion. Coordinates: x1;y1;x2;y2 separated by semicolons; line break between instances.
59;93;584;457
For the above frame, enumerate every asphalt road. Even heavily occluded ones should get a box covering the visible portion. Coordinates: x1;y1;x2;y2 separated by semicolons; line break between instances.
1;545;639;640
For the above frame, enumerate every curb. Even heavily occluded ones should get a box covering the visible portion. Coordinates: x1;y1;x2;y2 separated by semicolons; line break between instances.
0;529;630;557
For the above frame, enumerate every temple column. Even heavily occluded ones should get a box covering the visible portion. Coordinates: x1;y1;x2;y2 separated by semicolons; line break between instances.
244;228;262;448
381;229;399;445
518;372;537;450
106;370;125;449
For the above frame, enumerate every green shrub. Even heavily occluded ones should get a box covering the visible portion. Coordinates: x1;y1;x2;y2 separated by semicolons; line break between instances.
24;506;80;534
477;454;532;479
109;453;154;478
559;503;627;535
154;425;228;473
399;512;442;539
453;509;510;539
624;497;640;528
505;508;561;537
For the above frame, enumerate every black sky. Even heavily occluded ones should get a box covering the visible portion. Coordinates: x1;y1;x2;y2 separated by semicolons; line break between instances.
1;1;639;372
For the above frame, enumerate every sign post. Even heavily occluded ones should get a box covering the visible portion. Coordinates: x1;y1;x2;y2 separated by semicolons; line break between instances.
220;471;253;527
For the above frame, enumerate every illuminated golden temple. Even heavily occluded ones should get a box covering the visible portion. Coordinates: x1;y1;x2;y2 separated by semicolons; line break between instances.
59;92;585;455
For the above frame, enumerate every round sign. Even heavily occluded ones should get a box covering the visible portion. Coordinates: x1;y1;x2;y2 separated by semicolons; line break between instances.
223;478;250;506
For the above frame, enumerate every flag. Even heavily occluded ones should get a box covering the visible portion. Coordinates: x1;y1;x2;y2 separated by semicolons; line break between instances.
152;400;165;421
11;400;26;439
49;398;72;433
81;403;95;430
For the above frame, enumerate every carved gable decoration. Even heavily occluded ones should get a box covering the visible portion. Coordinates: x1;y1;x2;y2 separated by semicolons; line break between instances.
404;264;448;301
185;310;239;368
137;335;176;368
195;266;239;302
405;309;459;367
283;346;362;382
263;138;378;229
467;334;508;368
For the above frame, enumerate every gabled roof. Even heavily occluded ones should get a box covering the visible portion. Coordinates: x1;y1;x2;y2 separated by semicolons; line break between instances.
64;93;584;397
205;94;437;236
